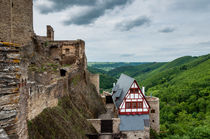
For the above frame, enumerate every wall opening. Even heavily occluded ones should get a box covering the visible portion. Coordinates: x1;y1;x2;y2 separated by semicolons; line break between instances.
151;109;155;113
152;120;155;122
60;69;67;77
106;96;113;104
65;48;70;54
101;120;113;133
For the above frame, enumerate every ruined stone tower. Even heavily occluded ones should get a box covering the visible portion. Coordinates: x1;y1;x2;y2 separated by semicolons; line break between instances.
146;96;160;133
0;0;33;45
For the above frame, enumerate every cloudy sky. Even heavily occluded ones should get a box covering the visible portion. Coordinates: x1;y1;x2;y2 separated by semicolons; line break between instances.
33;0;210;62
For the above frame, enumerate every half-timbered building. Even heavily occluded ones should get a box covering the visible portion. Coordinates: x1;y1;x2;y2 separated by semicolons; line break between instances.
112;74;157;139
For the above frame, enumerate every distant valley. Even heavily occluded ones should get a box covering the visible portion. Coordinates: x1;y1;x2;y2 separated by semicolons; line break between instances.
88;54;210;138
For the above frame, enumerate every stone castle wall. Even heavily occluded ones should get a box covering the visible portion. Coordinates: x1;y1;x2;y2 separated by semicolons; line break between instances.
0;42;76;138
89;73;100;94
27;78;68;120
0;0;12;43
47;25;54;41
146;96;160;133
87;118;120;134
0;43;22;138
0;0;89;138
48;39;86;66
0;0;33;45
0;127;9;139
122;127;150;139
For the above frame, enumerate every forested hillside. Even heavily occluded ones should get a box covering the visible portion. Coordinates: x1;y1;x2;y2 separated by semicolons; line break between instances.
147;54;210;138
88;54;210;138
88;62;146;71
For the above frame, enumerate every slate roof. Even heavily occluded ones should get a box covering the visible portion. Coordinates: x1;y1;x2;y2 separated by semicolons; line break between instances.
119;114;149;131
112;74;134;108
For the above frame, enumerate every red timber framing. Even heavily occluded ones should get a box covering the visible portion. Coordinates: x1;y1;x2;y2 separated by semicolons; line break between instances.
119;80;150;115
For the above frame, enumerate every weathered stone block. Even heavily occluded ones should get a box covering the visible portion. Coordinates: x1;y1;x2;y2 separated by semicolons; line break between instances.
7;53;20;59
0;127;9;139
0;111;17;121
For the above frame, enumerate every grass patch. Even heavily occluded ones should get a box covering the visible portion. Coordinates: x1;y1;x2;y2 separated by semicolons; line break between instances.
28;97;96;139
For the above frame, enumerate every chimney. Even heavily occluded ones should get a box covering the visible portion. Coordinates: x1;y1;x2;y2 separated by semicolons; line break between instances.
113;83;116;87
142;86;145;96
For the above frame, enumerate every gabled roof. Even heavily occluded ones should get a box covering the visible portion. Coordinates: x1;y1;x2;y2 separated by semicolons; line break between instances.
112;74;134;108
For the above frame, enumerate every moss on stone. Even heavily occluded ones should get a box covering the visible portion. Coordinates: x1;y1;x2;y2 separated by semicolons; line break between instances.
72;74;81;86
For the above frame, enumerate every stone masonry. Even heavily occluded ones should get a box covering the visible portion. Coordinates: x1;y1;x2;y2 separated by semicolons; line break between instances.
89;73;100;94
0;127;9;139
146;96;160;133
0;0;98;138
47;25;54;41
0;43;22;138
0;39;85;139
0;0;34;45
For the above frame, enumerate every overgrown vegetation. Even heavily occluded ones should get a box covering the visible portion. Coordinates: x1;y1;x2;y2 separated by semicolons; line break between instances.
28;97;96;139
28;63;59;73
88;54;210;138
88;62;146;71
28;71;106;139
72;74;81;86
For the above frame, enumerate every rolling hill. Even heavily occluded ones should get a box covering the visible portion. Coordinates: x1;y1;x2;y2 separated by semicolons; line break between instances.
88;54;210;138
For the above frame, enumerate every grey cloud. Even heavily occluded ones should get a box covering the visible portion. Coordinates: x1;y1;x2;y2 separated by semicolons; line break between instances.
171;0;210;12
35;0;133;25
197;41;210;45
116;16;151;31
120;54;134;57
35;0;97;14
159;27;175;33
196;41;210;49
